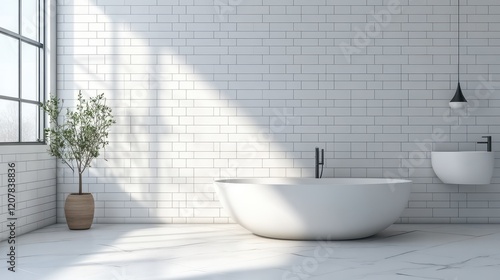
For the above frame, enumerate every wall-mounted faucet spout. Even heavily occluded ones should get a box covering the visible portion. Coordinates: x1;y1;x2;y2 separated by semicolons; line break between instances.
315;147;324;179
477;135;492;152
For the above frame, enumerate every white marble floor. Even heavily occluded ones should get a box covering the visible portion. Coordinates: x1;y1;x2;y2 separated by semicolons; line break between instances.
1;224;500;280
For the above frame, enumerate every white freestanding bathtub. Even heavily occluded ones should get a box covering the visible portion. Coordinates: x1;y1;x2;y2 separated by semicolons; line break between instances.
214;178;411;240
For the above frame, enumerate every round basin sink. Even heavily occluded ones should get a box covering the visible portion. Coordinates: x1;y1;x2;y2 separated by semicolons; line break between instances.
431;151;494;185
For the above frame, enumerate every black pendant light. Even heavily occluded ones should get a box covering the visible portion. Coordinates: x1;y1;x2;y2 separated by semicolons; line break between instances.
450;0;467;109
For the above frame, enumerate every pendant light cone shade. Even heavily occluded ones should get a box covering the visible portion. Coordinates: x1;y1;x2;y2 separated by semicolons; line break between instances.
450;0;467;109
449;82;467;109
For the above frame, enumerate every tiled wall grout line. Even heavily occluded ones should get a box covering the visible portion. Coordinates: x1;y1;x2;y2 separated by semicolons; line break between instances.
55;0;500;224
3;1;500;231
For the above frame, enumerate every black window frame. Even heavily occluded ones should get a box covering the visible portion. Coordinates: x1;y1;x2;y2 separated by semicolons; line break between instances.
0;0;45;145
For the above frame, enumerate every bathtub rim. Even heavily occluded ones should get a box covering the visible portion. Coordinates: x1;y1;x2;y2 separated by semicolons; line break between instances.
214;177;412;186
214;177;412;240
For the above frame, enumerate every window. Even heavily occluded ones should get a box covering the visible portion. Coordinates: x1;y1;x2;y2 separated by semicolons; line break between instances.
0;0;44;143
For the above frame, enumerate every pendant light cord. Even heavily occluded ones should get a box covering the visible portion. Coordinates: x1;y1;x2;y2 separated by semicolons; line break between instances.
457;0;460;83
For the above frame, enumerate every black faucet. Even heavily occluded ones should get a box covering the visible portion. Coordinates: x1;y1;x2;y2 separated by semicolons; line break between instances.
315;147;324;179
477;136;492;152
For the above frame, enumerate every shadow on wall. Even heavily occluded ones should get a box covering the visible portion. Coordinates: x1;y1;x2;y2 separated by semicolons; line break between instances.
57;2;349;225
56;1;500;225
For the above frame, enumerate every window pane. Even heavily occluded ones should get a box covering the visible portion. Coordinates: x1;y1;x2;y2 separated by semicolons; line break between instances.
22;0;39;41
0;35;19;98
0;0;19;33
22;103;39;142
22;42;39;101
0;100;19;142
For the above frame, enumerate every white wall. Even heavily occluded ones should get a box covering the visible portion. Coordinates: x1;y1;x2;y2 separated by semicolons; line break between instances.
0;146;57;241
56;0;500;224
0;0;58;242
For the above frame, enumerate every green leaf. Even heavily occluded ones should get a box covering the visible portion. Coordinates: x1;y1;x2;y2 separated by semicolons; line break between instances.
41;91;115;193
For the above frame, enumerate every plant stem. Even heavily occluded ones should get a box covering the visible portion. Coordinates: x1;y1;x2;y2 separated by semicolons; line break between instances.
79;172;83;195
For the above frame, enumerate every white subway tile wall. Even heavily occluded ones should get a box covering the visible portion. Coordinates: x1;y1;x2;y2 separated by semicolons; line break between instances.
0;146;56;241
57;0;500;224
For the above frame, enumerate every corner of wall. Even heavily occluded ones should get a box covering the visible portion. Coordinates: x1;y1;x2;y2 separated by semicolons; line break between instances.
0;145;57;241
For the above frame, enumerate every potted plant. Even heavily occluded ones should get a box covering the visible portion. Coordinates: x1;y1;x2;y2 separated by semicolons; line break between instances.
42;91;115;230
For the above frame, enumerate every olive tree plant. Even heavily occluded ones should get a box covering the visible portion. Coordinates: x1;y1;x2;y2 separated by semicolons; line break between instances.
42;91;115;194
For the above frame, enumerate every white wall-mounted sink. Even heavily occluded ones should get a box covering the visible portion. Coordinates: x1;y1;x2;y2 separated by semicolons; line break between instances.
431;151;495;185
